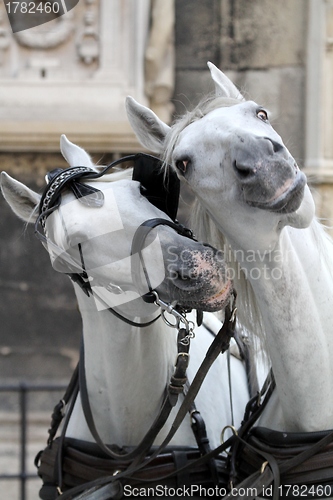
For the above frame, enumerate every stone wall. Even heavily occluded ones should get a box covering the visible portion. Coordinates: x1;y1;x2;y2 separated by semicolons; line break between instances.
0;0;150;152
0;153;81;383
174;0;333;234
174;0;307;167
0;0;153;383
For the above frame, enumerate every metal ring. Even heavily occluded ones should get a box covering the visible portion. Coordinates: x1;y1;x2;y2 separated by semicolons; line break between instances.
177;352;189;359
190;409;200;418
161;309;179;329
220;424;238;444
175;352;190;364
179;335;190;346
59;399;66;416
187;320;195;332
220;425;238;457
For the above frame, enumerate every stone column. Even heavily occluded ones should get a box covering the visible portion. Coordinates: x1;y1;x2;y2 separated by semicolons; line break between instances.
145;0;175;123
305;0;333;233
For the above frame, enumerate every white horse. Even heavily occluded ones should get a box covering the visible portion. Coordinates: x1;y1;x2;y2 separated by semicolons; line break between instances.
1;136;250;498
126;63;333;435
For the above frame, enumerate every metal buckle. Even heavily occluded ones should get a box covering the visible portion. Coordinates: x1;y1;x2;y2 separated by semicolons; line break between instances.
261;461;269;474
151;291;196;345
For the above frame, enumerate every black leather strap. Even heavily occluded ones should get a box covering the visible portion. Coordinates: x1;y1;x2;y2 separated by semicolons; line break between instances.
228;429;333;500
78;327;191;464
126;302;236;472
131;218;195;303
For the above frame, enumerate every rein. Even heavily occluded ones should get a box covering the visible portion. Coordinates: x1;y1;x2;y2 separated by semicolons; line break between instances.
78;325;192;465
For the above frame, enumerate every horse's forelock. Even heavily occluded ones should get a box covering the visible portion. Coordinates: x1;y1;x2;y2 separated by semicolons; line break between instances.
163;95;241;167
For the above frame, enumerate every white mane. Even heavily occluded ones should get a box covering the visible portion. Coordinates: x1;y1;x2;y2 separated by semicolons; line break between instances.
163;95;240;169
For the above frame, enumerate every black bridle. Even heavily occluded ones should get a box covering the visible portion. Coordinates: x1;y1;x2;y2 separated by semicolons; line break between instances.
36;153;180;230
34;153;197;327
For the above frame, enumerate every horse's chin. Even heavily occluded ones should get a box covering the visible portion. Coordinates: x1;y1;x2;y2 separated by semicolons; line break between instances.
177;278;233;313
286;184;316;229
201;278;233;312
246;172;307;214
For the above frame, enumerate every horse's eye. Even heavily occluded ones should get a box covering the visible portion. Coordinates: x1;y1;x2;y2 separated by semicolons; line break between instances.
257;109;268;121
175;159;190;174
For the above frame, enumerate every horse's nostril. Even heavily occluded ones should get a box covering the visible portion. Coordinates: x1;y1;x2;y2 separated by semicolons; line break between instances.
234;161;253;180
270;139;284;154
172;270;195;288
262;137;284;154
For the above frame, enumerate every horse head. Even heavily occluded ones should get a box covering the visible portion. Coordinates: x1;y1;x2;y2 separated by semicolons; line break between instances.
126;62;315;253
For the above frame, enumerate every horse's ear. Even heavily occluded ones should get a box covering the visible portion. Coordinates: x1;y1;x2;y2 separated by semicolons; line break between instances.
60;134;95;169
125;96;170;154
207;62;245;101
1;172;41;223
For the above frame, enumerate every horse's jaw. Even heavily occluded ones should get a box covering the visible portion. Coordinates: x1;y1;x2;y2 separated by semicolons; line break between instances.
284;184;316;229
196;180;315;256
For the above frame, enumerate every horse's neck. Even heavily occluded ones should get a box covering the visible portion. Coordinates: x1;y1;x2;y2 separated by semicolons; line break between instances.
67;285;179;446
239;224;333;432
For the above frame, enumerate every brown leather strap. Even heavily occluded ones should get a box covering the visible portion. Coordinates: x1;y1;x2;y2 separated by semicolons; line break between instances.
228;369;276;486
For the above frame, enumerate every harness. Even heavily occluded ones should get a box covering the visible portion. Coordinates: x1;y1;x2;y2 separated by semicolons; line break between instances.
34;154;237;498
36;306;236;499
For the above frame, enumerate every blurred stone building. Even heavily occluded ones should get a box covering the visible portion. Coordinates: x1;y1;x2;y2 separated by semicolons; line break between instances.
0;0;332;381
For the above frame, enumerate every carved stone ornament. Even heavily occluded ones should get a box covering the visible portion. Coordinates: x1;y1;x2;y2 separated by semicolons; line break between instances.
14;12;74;49
77;0;99;64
